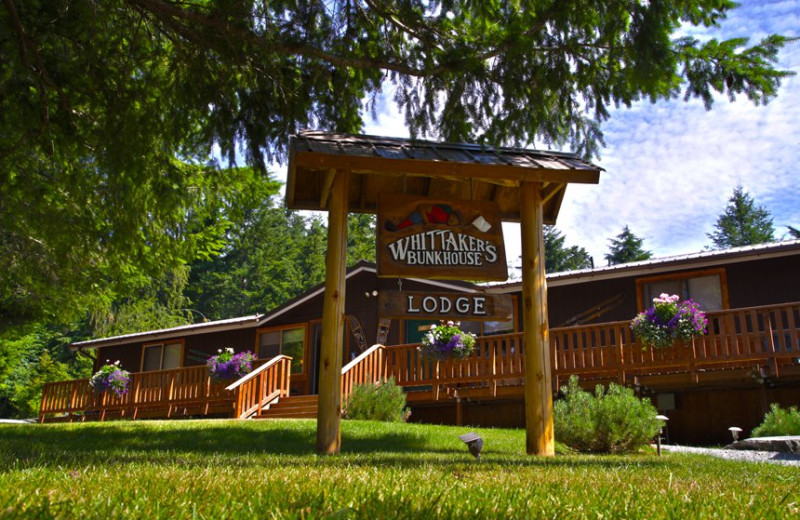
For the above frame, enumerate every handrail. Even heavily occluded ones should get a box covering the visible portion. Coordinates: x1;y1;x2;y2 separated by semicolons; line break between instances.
342;344;384;374
225;355;292;391
39;301;800;419
228;355;293;419
39;356;290;422
381;301;800;397
341;344;386;401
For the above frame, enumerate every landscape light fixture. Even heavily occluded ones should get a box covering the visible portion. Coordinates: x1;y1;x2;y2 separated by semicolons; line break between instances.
458;432;483;460
655;415;669;456
728;426;743;442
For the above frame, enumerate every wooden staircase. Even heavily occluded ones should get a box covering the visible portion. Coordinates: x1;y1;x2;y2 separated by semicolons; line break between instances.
255;395;318;419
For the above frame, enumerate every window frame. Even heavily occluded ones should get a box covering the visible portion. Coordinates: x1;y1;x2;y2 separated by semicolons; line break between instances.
635;268;729;311
398;295;519;343
254;323;309;376
140;339;185;372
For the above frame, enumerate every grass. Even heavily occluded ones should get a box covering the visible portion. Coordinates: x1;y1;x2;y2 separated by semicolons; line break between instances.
1;419;798;519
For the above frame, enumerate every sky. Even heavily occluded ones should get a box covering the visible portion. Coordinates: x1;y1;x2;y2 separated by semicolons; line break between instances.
277;1;800;270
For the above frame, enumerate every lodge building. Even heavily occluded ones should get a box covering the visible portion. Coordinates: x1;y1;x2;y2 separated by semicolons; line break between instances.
43;239;800;445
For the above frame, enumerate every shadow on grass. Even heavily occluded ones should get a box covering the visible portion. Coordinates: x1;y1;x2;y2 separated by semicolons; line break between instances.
0;421;668;472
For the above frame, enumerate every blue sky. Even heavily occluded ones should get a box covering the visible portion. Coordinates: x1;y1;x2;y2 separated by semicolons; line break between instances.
279;1;800;268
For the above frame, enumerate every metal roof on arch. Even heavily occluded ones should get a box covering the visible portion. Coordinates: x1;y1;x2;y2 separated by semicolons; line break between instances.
286;131;602;224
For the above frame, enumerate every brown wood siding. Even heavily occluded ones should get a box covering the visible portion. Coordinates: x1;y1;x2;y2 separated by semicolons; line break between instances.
546;277;637;328
96;328;259;374
94;344;142;373
660;384;800;445
726;256;800;308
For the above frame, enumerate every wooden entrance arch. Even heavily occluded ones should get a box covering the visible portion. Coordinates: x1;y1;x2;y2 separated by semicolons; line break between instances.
286;131;601;455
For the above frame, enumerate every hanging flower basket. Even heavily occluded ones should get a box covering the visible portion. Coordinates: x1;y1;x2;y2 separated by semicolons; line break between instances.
631;294;708;350
418;321;477;360
207;348;256;381
89;361;131;397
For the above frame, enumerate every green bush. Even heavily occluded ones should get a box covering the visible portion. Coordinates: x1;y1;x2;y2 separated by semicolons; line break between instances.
751;403;800;437
554;376;662;454
343;377;409;422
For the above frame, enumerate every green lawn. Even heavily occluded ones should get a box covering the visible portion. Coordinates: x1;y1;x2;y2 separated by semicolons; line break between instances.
0;419;797;519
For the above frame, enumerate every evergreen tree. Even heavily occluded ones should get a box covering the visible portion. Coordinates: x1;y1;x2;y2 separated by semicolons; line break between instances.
1;1;792;329
543;226;593;273
788;226;800;239
604;226;652;266
707;185;775;249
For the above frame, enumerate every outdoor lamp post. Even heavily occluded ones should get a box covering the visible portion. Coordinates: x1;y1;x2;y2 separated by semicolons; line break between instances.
458;432;484;460
655;415;669;456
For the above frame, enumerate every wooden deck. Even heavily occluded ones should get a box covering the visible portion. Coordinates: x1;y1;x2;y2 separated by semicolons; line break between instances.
40;302;800;422
39;356;293;423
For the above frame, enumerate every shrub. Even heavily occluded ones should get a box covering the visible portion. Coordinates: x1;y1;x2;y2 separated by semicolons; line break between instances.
554;376;662;453
343;378;409;422
751;403;800;437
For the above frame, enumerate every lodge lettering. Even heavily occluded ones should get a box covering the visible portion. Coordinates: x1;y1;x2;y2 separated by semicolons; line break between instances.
387;230;499;266
406;294;488;316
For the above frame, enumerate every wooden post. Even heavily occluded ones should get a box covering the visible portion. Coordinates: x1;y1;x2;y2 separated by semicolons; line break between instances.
316;170;349;454
520;181;555;456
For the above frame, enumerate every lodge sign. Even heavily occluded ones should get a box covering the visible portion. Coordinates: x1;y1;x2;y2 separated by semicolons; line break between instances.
377;193;507;281
379;291;513;321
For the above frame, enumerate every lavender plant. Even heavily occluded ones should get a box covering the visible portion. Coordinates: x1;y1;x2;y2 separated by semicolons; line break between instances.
89;361;131;397
631;293;708;349
418;321;477;360
207;348;256;381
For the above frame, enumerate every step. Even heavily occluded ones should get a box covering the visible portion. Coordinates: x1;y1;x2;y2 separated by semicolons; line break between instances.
256;410;317;419
254;395;318;419
263;403;318;414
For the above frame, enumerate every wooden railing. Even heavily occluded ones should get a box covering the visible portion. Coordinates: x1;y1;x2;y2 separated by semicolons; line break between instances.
40;302;799;419
382;301;800;399
341;344;387;400
39;357;291;423
226;355;292;419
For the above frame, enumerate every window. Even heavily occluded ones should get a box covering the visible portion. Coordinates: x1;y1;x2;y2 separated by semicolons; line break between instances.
141;341;183;372
257;326;306;374
402;310;516;343
637;269;728;311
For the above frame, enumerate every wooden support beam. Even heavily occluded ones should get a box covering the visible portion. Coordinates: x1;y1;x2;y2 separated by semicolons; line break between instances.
316;169;349;454
520;181;555;456
319;169;336;209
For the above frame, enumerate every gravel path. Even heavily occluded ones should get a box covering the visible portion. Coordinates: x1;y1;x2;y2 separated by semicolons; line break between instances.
662;444;800;466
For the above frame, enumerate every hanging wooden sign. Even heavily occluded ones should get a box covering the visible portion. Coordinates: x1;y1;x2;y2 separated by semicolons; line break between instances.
377;193;507;281
379;291;513;321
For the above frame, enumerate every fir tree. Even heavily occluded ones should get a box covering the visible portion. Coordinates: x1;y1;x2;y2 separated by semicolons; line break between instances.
707;186;775;249
604;226;652;266
543;226;593;273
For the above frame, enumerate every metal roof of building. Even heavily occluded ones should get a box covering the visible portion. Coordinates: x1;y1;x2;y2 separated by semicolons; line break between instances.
286;131;602;224
487;239;800;291
70;315;264;350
